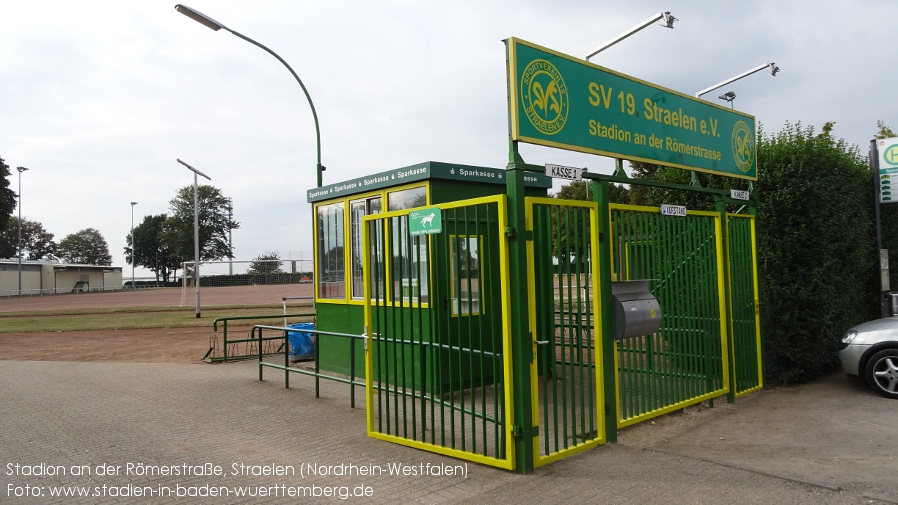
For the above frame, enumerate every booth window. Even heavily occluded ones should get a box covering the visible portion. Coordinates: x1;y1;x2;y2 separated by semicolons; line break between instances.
388;186;429;304
316;202;345;299
388;187;426;211
350;196;382;299
450;235;482;316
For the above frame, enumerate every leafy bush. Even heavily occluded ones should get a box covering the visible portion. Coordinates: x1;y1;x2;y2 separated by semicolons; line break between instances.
756;123;878;383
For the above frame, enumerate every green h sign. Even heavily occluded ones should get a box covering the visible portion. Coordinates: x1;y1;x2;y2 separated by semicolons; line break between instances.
409;207;442;236
507;37;757;180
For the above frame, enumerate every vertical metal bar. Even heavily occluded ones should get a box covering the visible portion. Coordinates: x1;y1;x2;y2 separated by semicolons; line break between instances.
399;215;410;440
284;327;290;389
223;320;229;362
597;181;618;442
463;205;475;454
474;204;487;456
485;202;500;458
257;327;263;381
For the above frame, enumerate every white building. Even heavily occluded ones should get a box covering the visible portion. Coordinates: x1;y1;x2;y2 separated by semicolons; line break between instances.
0;259;123;296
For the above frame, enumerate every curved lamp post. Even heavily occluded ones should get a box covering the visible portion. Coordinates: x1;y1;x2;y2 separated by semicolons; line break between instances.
174;4;325;187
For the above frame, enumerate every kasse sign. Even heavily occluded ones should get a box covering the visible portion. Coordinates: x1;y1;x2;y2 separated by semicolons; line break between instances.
546;164;585;181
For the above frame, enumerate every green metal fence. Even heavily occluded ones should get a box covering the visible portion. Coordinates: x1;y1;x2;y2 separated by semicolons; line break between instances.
609;204;729;427
363;195;514;470
726;214;763;396
526;197;604;466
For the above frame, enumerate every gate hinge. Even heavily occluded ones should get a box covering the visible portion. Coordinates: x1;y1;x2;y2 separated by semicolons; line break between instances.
511;425;523;437
504;227;516;237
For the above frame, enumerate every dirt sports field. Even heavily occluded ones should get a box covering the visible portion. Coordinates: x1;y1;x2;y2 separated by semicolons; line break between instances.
0;284;314;363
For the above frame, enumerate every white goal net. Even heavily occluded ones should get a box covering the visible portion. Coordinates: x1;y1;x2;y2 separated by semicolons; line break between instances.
179;257;314;309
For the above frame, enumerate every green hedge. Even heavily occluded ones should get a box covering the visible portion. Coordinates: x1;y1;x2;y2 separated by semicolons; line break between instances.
756;123;878;383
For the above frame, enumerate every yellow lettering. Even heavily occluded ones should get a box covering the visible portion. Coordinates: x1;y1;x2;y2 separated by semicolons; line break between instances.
588;82;600;106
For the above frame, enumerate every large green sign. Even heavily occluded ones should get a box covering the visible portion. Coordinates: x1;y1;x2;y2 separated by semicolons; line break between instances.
507;37;757;180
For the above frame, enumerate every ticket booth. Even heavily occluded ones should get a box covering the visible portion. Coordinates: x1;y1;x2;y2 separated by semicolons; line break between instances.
307;161;552;380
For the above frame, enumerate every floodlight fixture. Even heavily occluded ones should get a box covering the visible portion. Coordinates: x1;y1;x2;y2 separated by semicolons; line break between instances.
719;91;736;102
718;91;736;109
174;4;225;31
696;62;780;98
586;11;677;60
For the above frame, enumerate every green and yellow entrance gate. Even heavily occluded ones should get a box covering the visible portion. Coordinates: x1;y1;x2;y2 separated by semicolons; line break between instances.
526;197;605;466
360;193;761;471
363;195;515;470
609;204;730;427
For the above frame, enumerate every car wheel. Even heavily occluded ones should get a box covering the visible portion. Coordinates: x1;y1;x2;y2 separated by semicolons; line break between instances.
865;348;898;399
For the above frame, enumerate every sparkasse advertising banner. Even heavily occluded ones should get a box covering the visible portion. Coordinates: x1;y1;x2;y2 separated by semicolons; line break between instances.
507;37;757;180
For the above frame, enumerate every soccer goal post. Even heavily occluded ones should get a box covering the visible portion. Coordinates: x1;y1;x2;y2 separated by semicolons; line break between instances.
179;258;314;308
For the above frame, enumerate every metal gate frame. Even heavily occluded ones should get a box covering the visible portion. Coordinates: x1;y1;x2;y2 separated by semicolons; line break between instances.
608;203;730;428
525;197;605;467
362;195;515;470
726;213;763;396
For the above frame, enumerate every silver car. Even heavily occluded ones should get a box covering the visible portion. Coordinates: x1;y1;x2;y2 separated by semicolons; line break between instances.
838;317;898;399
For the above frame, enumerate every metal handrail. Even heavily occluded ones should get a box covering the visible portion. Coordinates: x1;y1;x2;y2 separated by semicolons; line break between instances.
252;324;366;408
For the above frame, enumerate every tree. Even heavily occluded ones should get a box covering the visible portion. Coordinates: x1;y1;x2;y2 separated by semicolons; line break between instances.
162;185;239;265
550;181;628;270
0;156;15;254
126;214;180;282
0;217;56;260
555;180;629;204
57;228;112;265
247;252;284;274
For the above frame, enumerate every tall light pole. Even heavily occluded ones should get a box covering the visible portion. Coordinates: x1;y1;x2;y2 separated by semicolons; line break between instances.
177;159;211;318
227;197;233;276
695;62;780;98
174;4;325;187
585;11;677;60
16;166;29;296
130;202;137;290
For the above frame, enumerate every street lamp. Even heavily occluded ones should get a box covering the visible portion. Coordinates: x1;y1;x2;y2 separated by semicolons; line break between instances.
174;4;325;187
16;166;29;296
718;91;736;109
177;158;212;318
130;202;137;290
585;11;677;60
227;197;233;276
695;62;780;98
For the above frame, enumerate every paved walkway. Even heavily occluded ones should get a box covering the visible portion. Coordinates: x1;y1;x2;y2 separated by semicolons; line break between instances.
1;360;892;504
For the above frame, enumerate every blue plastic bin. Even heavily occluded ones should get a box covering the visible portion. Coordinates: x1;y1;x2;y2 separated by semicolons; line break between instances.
287;322;316;358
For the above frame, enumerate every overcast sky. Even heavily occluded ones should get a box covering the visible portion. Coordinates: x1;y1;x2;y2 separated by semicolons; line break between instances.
1;0;894;276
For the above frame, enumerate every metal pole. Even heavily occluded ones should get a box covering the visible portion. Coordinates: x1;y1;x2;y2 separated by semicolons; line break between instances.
585;11;676;60
16;166;28;296
872;140;888;317
695;62;779;98
228;198;233;275
177;158;211;318
193;171;201;318
130;201;137;290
